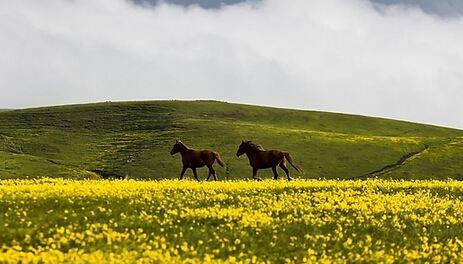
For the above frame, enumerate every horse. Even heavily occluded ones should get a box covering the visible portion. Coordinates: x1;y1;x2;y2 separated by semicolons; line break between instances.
236;140;303;181
170;140;225;181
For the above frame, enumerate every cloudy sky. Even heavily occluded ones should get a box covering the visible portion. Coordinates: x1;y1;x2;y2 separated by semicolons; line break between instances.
1;0;462;128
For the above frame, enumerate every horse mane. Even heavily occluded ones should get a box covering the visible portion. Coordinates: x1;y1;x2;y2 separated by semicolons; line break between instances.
247;141;265;151
177;141;191;150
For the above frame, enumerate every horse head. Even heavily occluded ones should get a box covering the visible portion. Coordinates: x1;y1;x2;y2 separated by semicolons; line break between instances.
170;140;183;155
236;140;251;157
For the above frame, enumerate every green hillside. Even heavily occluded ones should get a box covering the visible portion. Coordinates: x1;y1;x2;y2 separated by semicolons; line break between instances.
0;100;462;180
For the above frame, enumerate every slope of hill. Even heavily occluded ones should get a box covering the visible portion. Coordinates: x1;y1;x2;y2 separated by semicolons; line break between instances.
0;100;462;180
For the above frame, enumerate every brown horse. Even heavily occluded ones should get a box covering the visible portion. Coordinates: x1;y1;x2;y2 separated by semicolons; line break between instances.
236;140;303;181
170;140;225;181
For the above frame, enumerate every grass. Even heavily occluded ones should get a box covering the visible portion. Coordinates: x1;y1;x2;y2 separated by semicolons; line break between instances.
2;179;463;263
0;100;462;180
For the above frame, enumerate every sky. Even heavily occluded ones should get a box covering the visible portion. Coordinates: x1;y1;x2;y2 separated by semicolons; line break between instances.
1;0;463;129
138;0;463;16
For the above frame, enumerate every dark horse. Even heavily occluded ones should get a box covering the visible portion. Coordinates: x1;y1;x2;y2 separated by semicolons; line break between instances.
170;140;225;181
236;140;303;181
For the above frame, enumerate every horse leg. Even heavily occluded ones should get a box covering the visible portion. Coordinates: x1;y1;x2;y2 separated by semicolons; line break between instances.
206;170;212;181
272;166;279;180
207;163;218;181
209;158;218;181
252;168;262;181
212;168;218;181
279;163;291;181
206;165;214;181
192;168;200;182
179;166;187;180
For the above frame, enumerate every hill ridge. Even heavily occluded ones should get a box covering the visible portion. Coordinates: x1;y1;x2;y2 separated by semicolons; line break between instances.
1;100;462;180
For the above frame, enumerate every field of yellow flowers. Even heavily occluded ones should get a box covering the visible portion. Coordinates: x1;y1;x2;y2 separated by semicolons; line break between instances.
1;179;463;263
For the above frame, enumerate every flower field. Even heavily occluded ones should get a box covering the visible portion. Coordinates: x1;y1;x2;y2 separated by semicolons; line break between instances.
1;179;463;263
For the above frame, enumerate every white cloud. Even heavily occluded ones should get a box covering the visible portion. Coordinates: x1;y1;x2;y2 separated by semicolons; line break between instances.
0;0;462;128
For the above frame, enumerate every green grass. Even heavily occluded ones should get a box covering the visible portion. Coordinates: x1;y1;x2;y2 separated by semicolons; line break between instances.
0;100;462;180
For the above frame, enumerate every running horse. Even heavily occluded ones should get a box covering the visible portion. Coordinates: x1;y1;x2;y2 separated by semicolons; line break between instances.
236;140;303;181
170;140;225;181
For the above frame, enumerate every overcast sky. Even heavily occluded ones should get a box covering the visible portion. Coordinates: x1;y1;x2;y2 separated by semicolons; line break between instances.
1;0;462;128
138;0;463;16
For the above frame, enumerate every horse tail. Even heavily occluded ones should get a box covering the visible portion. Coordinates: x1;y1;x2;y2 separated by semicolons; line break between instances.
214;152;225;168
283;152;304;174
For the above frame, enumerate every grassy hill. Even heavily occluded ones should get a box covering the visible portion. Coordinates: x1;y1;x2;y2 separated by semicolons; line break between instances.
0;100;462;180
